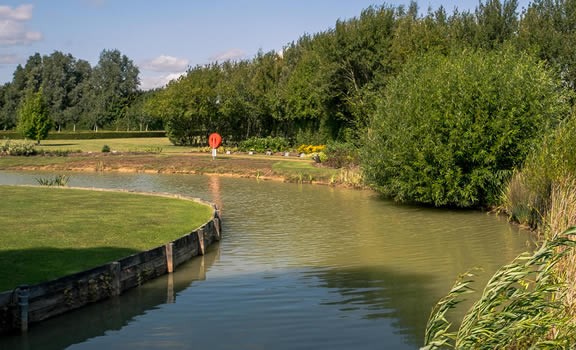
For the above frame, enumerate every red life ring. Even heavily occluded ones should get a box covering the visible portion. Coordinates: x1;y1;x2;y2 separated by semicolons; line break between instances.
209;133;222;149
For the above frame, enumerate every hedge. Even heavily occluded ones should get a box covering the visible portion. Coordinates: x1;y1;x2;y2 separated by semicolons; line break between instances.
0;131;166;140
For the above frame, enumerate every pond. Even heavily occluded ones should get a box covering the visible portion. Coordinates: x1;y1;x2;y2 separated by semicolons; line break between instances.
0;171;533;349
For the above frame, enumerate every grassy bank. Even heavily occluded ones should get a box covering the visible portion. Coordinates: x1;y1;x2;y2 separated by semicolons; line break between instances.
0;185;213;291
36;137;187;153
0;153;364;187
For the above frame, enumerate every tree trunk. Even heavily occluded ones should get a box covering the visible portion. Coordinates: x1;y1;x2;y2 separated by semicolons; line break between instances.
73;124;76;132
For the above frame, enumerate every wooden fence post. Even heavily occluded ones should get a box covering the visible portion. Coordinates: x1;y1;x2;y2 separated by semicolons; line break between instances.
165;243;174;273
197;231;205;255
17;285;29;333
109;262;122;297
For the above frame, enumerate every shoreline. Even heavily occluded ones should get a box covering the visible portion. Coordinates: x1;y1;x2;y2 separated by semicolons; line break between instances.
0;185;221;334
0;152;368;189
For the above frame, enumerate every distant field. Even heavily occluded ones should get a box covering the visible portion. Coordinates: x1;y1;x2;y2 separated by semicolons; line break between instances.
0;185;213;291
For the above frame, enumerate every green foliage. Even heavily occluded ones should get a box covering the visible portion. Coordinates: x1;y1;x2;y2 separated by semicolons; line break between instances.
238;136;290;153
362;49;571;207
36;174;70;187
17;89;52;143
422;227;576;349
101;144;110;153
0;140;36;156
324;141;358;168
146;65;219;146
501;114;576;230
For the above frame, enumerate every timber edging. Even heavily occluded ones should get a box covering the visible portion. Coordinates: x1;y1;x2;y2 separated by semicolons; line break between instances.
0;187;222;334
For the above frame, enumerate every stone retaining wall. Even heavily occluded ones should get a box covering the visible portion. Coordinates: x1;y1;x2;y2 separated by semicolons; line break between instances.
0;188;221;334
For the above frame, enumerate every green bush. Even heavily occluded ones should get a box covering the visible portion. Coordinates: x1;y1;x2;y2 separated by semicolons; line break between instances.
324;141;358;168
362;49;571;207
101;144;111;153
0;140;37;156
238;136;290;153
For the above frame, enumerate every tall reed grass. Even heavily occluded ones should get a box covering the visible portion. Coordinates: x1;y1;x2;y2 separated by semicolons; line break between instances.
422;227;576;349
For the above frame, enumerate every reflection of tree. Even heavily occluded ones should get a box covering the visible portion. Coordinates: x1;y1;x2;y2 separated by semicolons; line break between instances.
0;245;221;350
310;266;440;347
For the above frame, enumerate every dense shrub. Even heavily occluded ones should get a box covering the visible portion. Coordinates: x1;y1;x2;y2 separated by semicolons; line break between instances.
101;144;111;153
238;136;290;153
0;140;36;156
324;141;358;168
362;49;571;207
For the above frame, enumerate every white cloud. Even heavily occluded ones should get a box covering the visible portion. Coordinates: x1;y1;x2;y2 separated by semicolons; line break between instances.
140;72;186;90
0;20;42;45
0;5;41;46
0;53;23;64
141;55;189;72
0;5;34;21
209;48;246;62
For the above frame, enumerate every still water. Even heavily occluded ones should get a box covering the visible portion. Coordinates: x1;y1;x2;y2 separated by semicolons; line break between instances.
0;171;533;349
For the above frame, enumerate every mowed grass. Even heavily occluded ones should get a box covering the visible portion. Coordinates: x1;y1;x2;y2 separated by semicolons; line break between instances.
0;185;213;291
37;137;196;153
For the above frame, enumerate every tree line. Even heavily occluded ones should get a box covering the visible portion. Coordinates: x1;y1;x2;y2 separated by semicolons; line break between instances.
144;0;576;145
0;49;160;132
1;0;575;145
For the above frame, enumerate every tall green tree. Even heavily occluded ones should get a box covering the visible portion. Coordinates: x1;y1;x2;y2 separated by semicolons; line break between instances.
84;49;139;131
18;89;52;144
517;0;576;90
146;65;220;145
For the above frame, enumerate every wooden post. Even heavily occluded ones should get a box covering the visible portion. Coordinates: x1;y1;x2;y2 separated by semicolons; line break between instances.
214;218;221;241
197;231;205;255
17;285;29;333
165;243;174;273
109;262;122;297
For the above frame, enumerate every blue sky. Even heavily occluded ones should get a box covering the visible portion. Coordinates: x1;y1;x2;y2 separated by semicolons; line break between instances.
0;0;531;89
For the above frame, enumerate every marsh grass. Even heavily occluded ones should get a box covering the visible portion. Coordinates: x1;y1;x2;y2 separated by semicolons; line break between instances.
36;174;70;186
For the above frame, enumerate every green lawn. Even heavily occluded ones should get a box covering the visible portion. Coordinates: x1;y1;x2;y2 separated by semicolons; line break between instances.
36;137;194;153
0;185;213;291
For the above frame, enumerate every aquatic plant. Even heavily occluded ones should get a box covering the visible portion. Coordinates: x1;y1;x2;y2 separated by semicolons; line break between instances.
36;174;70;187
